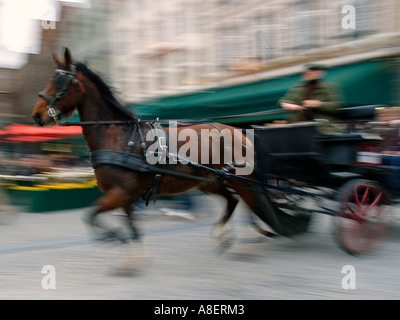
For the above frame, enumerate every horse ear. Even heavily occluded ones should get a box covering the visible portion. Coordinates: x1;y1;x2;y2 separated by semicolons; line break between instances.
53;54;62;67
64;47;73;69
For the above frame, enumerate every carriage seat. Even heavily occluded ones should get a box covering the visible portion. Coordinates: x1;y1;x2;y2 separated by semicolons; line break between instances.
253;122;326;181
336;105;387;121
252;122;319;155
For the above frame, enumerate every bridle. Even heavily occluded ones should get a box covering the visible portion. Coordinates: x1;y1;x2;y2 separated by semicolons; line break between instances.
38;65;81;124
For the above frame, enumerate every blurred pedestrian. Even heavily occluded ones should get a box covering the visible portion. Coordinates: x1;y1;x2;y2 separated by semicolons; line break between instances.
133;192;195;220
160;193;195;221
375;107;400;154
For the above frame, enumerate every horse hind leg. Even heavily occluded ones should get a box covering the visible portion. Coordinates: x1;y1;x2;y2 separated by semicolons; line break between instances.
120;202;141;242
85;206;120;241
218;188;239;225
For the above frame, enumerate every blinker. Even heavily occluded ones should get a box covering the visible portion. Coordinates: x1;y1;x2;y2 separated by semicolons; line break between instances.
54;73;69;89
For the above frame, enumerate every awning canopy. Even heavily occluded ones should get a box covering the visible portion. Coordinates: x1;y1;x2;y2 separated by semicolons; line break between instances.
129;58;398;124
0;124;82;143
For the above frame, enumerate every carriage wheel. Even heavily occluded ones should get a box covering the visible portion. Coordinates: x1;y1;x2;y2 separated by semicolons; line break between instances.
334;179;392;255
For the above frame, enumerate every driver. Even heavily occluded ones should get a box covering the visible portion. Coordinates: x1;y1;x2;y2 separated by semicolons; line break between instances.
279;63;343;134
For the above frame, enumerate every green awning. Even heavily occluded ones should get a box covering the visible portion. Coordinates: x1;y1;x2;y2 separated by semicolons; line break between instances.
130;74;299;124
328;58;396;106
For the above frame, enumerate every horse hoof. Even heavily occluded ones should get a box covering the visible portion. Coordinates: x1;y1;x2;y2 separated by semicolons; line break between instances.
93;230;118;242
210;224;225;239
117;233;140;243
211;224;235;255
216;237;235;256
112;244;151;276
211;224;234;239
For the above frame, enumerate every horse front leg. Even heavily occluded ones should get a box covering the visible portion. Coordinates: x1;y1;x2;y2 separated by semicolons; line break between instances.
120;202;141;242
112;201;151;275
84;191;130;242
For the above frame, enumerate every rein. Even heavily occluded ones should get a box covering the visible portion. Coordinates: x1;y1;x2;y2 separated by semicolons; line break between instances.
59;120;135;126
58;109;287;127
58;118;204;127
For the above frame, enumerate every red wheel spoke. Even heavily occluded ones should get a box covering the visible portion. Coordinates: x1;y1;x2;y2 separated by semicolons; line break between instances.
347;188;384;221
344;198;357;217
360;185;370;206
353;184;370;208
354;185;361;208
358;191;383;218
363;205;387;219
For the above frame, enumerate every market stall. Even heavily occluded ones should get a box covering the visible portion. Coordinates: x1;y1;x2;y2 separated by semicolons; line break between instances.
0;124;102;212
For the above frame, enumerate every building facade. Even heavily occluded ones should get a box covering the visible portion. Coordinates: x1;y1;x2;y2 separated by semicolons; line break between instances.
105;0;400;105
1;0;400;121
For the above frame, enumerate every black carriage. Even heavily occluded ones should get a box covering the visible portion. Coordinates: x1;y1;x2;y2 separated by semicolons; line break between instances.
250;105;396;255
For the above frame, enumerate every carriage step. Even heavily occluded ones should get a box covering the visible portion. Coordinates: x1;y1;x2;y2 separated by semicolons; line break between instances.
329;172;361;179
319;203;339;213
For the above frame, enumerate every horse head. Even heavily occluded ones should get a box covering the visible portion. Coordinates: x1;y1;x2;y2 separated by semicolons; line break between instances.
32;48;83;126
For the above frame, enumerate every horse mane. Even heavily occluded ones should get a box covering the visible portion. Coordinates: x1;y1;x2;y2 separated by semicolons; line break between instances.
75;62;136;121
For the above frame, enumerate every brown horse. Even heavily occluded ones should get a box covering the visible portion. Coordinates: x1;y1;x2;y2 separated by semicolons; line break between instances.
31;48;308;252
